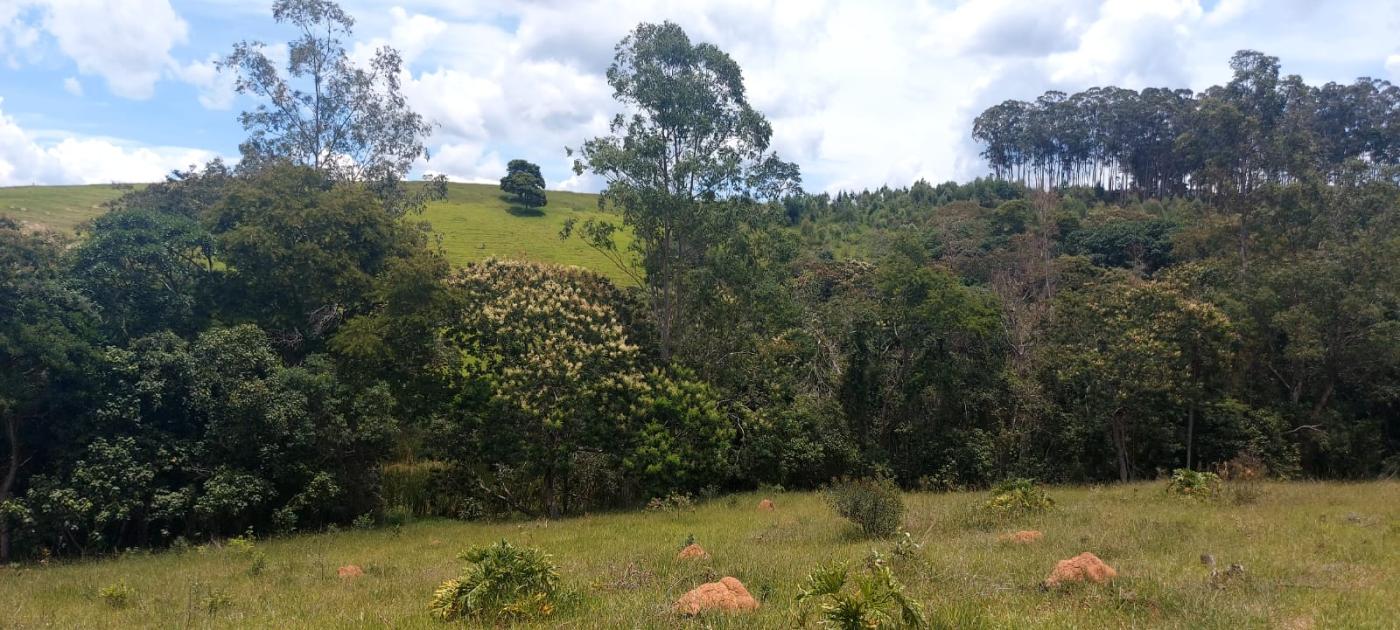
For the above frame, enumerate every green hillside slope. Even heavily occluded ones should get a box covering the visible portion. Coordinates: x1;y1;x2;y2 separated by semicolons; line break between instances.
0;182;633;283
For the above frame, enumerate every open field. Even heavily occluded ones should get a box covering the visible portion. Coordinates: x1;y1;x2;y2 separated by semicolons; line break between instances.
0;183;632;282
3;482;1396;629
0;184;133;232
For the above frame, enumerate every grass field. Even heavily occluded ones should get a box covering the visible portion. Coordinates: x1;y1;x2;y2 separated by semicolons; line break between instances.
3;482;1396;629
0;184;133;232
0;183;634;283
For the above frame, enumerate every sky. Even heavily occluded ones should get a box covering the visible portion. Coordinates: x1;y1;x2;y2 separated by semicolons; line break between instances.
3;0;1400;193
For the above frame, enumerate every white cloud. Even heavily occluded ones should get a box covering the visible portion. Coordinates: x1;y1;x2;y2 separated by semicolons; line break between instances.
9;0;1400;190
0;0;188;99
173;54;235;110
62;75;81;96
41;0;189;99
0;98;218;186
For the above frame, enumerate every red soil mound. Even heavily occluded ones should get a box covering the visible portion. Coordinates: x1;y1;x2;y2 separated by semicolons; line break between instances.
758;498;775;511
677;543;709;560
999;530;1043;544
1045;552;1116;587
337;565;364;579
674;577;760;615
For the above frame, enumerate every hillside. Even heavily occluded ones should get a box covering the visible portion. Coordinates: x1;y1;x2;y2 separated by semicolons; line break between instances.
0;182;633;283
2;483;1395;628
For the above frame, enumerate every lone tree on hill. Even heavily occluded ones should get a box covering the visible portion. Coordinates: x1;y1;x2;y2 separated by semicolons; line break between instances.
500;159;548;208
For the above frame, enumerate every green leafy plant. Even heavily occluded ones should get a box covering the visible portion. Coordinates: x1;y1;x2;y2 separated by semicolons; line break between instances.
428;540;560;622
796;561;925;629
825;477;906;538
982;478;1054;517
98;581;135;609
1167;469;1222;500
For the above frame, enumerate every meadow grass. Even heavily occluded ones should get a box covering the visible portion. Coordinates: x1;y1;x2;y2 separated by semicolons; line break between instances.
3;482;1396;628
0;184;133;232
0;183;635;283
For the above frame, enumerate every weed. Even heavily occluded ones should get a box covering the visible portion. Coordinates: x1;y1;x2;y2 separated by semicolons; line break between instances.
1166;469;1222;500
428;540;559;622
983;478;1055;517
796;561;925;629
98;581;134;609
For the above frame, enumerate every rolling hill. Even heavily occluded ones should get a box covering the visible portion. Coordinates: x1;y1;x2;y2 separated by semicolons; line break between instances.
0;182;634;283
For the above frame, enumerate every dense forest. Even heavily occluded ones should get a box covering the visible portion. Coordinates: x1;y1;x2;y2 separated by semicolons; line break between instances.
1;1;1396;563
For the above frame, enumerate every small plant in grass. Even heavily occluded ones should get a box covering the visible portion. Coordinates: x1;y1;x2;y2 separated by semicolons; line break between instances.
353;512;375;530
201;588;232;614
1218;453;1268;505
226;531;256;555
825;476;906;538
796;561;925;629
246;550;269;576
982;478;1054;517
1166;468;1222;500
645;492;695;515
428;540;560;623
890;531;923;560
98;581;134;608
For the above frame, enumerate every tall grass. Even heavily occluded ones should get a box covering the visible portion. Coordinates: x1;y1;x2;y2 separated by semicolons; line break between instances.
2;482;1396;628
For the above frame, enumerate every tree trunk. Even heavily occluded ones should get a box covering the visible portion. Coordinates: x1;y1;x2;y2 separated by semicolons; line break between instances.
1;415;20;563
1186;406;1196;471
1110;410;1130;483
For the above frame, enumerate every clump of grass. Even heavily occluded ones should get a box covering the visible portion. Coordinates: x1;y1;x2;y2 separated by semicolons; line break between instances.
98;581;134;609
428;540;560;623
1166;469;1222;500
796;561;925;629
982;478;1054;517
825;477;906;539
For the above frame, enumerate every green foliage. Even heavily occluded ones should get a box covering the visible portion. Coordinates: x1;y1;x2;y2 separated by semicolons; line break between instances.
428;540;560;623
207;164;427;348
569;20;800;359
222;0;441;216
825;477;906;539
499;159;547;208
445;260;731;517
98;581;135;609
796;561;925;629
1166;469;1223;500
983;478;1054;517
69;207;214;341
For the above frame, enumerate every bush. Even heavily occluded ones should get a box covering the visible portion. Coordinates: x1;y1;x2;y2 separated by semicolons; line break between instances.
1166;468;1222;500
98;581;134;608
796;562;925;629
428;540;560;623
825;477;906;538
983;478;1054;517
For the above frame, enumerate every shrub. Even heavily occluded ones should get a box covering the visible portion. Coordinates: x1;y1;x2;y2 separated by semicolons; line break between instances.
428;540;560;622
983;478;1054;517
644;492;694;515
796;562;925;629
1166;468;1222;500
98;581;134;609
825;477;906;538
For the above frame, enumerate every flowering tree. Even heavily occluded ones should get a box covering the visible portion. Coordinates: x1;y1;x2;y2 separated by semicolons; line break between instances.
447;260;730;516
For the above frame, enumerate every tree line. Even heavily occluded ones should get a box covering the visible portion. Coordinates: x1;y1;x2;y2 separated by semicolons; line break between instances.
1;0;1396;564
973;51;1400;196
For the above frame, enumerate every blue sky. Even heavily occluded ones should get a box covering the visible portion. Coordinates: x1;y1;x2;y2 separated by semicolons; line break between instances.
3;0;1400;192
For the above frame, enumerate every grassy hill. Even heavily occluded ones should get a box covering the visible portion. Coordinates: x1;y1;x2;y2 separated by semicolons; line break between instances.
0;182;634;283
2;483;1395;628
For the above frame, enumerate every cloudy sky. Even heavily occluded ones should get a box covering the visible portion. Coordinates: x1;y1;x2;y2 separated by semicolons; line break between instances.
3;0;1400;193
